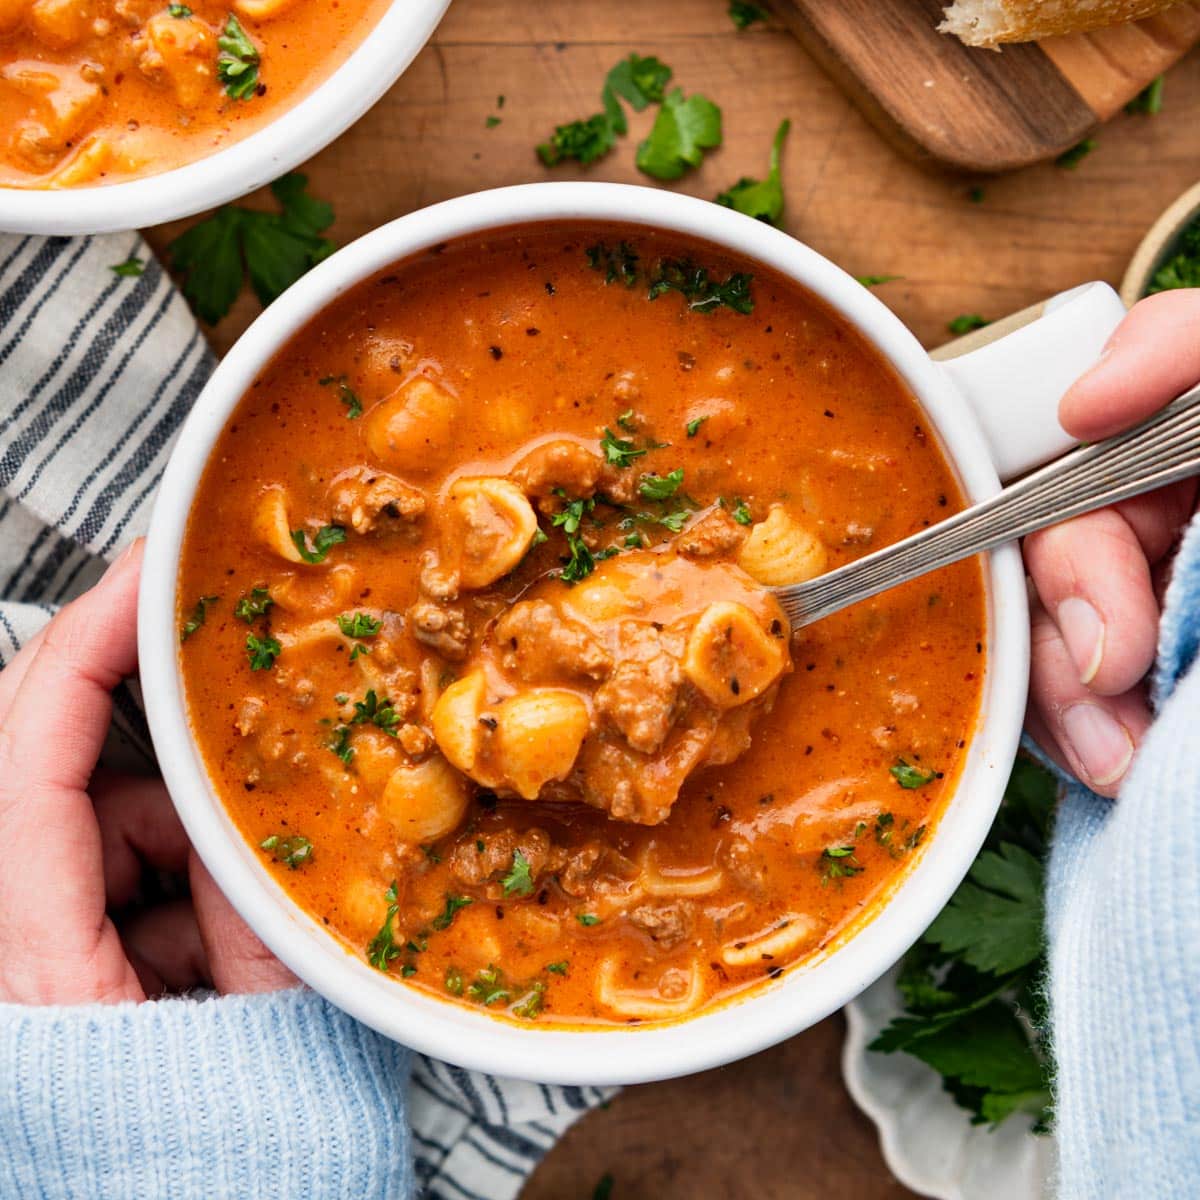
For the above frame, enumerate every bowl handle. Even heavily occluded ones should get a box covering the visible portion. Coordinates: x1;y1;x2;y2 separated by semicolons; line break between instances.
935;282;1127;483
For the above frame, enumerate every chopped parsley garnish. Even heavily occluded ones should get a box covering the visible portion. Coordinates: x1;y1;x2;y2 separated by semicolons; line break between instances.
820;845;863;883
168;3;192;14
552;494;598;584
260;833;313;869
216;13;260;101
586;242;640;287
576;913;601;926
1055;137;1096;170
1148;215;1200;293
546;961;569;975
720;496;753;525
328;724;354;765
636;88;722;181
729;0;767;28
946;314;989;336
616;408;637;431
180;594;218;642
537;53;672;166
599;428;648;468
337;611;381;639
444;966;464;995
512;980;546;1019
874;811;895;847
467;964;511;1006
856;274;902;287
246;632;281;671
110;255;144;278
290;523;346;564
891;758;937;789
167;173;335;325
871;757;1055;1130
716;118;789;226
351;689;401;735
501;850;535;898
648;258;753;314
639;468;684;501
431;893;473;931
366;881;401;972
686;415;708;437
234;586;273;623
1125;74;1164;115
320;374;362;419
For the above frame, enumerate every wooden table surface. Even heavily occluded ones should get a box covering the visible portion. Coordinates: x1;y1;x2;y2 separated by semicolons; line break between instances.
144;3;1200;1195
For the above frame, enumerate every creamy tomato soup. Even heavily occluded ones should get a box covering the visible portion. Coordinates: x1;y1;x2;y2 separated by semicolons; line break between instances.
0;0;387;187
177;223;986;1027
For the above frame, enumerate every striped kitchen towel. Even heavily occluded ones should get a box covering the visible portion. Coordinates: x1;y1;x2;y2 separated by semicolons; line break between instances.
0;231;615;1199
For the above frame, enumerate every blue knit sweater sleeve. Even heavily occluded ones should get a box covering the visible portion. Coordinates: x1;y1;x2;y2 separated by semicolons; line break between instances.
0;987;414;1200
1046;513;1200;1199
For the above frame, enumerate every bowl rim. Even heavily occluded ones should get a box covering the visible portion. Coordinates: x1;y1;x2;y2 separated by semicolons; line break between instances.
1119;179;1200;307
138;181;1028;1085
0;0;449;235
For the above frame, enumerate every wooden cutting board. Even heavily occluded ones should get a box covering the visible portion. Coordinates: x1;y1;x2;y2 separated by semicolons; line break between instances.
772;0;1200;171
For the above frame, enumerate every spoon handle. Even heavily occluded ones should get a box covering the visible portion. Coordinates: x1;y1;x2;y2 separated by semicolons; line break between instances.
775;382;1200;629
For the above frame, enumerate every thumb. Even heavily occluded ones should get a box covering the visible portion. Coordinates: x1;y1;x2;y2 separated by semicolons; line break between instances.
189;852;297;995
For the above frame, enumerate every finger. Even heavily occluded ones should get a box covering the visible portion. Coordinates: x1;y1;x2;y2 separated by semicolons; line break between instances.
1024;508;1158;696
190;852;297;995
92;772;191;909
1060;290;1200;441
1029;599;1153;798
120;899;210;997
0;541;144;1005
1111;480;1199;563
0;622;48;723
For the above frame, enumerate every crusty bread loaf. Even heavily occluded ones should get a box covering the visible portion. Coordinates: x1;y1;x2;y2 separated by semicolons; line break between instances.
940;0;1180;46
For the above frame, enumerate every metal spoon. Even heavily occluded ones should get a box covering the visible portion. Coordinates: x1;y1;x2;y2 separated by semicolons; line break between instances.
774;383;1200;629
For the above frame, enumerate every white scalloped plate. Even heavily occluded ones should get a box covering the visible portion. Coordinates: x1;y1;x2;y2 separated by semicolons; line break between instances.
842;967;1056;1200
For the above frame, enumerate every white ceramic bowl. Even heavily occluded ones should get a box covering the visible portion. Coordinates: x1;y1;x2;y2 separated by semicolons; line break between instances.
138;182;1126;1086
0;0;449;235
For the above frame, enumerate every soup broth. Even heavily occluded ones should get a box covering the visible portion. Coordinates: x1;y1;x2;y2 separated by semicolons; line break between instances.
177;223;986;1026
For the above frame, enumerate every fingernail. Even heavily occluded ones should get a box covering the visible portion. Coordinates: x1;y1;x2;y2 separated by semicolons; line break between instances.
1057;597;1105;685
1061;703;1134;788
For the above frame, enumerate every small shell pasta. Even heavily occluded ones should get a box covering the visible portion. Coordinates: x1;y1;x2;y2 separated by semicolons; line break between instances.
596;957;704;1020
737;505;827;586
721;914;817;967
494;689;590;800
430;670;489;778
379;753;469;843
233;0;300;19
443;477;538;589
251;485;305;563
364;376;459;474
683;601;788;709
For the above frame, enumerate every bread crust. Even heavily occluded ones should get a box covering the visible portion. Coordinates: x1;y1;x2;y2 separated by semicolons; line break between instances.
940;0;1180;46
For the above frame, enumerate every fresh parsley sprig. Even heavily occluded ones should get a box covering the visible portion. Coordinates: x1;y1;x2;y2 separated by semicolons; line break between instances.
715;118;790;226
870;757;1057;1130
167;173;335;325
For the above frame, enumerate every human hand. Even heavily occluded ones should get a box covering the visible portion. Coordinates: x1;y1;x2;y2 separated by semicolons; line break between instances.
1025;289;1200;797
0;539;295;1005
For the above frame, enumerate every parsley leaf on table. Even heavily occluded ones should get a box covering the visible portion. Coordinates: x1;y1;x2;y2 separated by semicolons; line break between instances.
110;255;144;278
946;313;990;336
1055;137;1096;170
537;54;672;166
167;173;335;324
729;1;767;28
636;88;723;180
716;118;789;226
1125;75;1164;115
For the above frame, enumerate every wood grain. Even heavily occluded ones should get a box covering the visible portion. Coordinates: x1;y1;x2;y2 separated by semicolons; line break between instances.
140;6;1200;1193
520;1013;920;1200
773;0;1199;171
